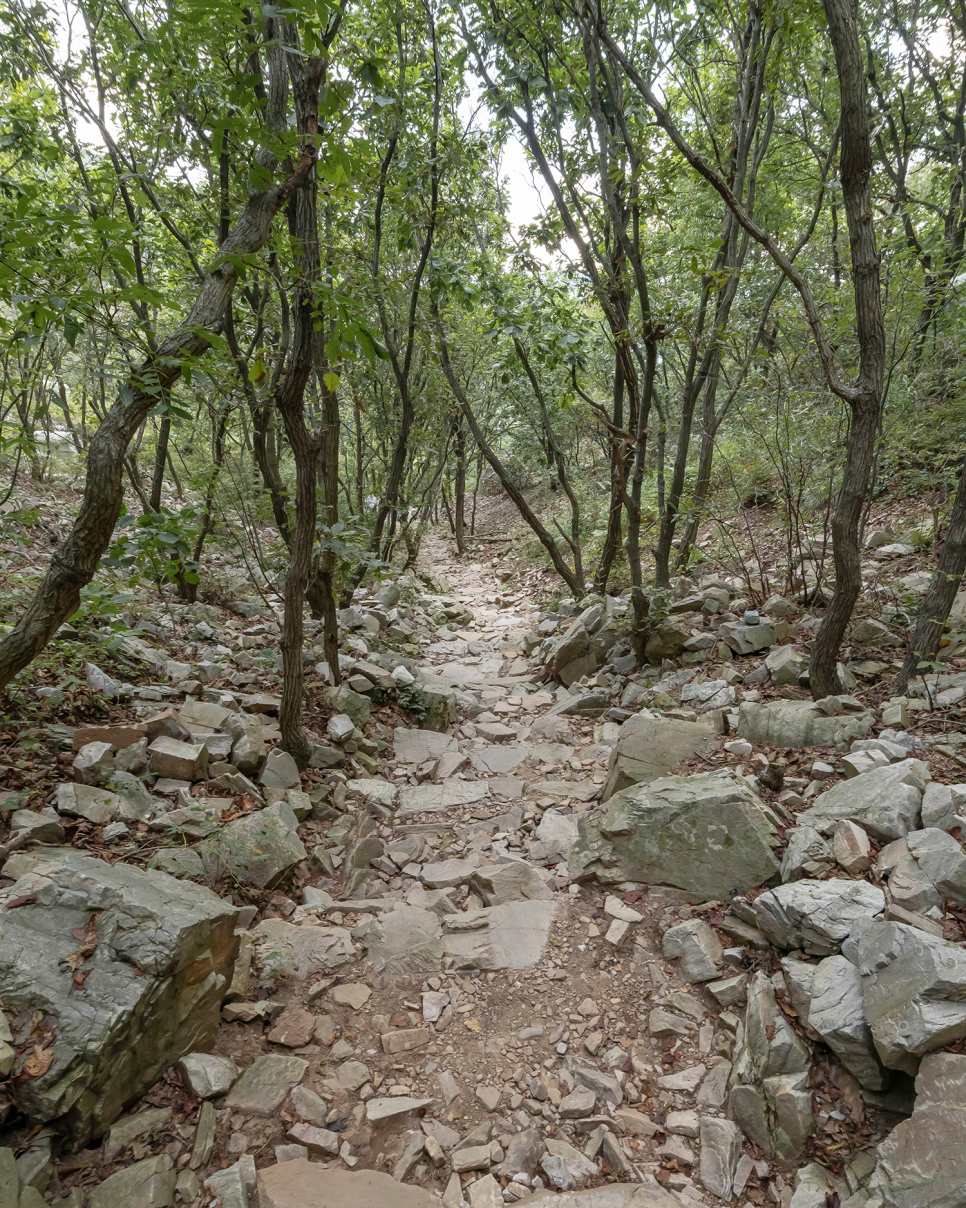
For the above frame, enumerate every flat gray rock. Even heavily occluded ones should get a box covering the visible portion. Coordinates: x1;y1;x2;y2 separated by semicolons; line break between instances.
393;727;459;762
0;851;237;1148
571;768;781;898
469;745;531;774
602;713;715;800
250;919;355;979
798;759;929;840
90;1154;176;1208
442;900;557;970
397;779;488;815
738;698;873;749
366;906;444;975
754;879;885;954
225;1054;307;1116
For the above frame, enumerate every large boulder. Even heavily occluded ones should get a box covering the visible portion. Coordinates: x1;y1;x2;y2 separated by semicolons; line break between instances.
797;759;929;841
753;880;885;955
570;768;781;898
737;697;874;749
851;918;966;1075
870;1053;966;1208
0;851;237;1147
643;621;689;664
602;712;716;800
197;801;307;888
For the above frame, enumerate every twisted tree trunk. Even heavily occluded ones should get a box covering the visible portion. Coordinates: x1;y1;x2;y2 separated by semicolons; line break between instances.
0;151;317;690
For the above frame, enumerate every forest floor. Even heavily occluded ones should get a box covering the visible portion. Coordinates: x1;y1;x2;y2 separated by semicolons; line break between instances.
0;492;960;1208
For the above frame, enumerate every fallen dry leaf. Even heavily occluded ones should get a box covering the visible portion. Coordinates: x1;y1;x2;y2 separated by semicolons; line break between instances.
463;1018;481;1032
23;1045;53;1078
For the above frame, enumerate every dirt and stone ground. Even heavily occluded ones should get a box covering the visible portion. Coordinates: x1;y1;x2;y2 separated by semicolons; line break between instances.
1;513;965;1208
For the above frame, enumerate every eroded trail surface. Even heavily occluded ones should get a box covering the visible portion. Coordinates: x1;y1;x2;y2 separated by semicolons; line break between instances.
1;538;959;1208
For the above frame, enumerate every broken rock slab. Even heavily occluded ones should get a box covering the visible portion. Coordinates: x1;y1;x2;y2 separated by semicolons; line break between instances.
366;906;444;975
602;713;715;800
258;1162;438;1208
393;727;458;763
251;918;355;979
397;780;489;815
807;955;886;1090
798;760;929;841
851;918;966;1075
0;851;237;1148
225;1055;307;1116
754;879;885;955
197;801;306;888
737;698;874;749
442;900;557;970
662;920;722;982
469;862;552;905
729;972;815;1160
870;1052;966;1208
571;768;781;898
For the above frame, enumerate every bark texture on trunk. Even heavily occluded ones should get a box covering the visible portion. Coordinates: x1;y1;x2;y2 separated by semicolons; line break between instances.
274;44;326;768
894;461;966;693
809;0;886;697
0;152;317;690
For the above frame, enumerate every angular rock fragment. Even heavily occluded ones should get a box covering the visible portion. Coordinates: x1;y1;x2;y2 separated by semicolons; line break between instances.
571;768;781;898
754;879;885;955
780;826;833;882
0;851;237;1147
197;801;306;888
807;954;886;1089
798;759;929;841
870;1053;966;1208
602;713;715;799
852;919;966;1074
662;919;722;982
738;698;873;749
729;972;814;1159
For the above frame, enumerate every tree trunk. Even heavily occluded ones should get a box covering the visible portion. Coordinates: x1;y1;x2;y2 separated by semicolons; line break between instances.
894;460;966;693
454;416;466;555
306;376;342;688
149;411;170;512
187;402;231;603
809;0;886;697
274;43;326;768
435;317;585;599
0;152;318;690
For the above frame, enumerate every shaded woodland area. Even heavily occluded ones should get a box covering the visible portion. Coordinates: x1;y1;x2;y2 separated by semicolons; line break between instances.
0;0;964;753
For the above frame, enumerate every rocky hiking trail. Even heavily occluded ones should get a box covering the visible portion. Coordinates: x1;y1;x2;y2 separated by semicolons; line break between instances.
2;533;966;1208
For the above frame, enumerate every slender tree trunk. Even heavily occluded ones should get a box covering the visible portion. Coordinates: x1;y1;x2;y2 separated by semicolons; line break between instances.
435;316;585;599
273;38;326;767
809;0;886;697
894;461;966;693
306;377;342;687
187;402;231;603
149;412;170;512
594;358;626;595
0;152;318;689
454;416;466;555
